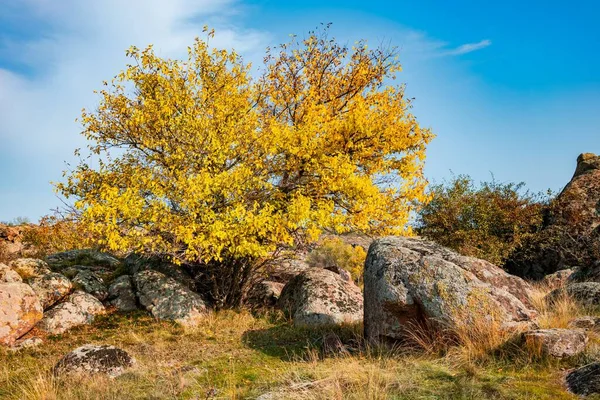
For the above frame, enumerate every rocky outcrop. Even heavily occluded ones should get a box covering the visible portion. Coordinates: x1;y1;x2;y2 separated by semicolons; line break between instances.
247;281;285;308
278;268;363;327
506;153;600;280
133;270;207;327
28;272;72;309
107;275;137;312
54;344;135;378
37;291;105;335
547;282;600;307
9;258;51;279
364;237;537;342
522;329;587;358
0;282;43;345
72;270;108;301
566;362;600;396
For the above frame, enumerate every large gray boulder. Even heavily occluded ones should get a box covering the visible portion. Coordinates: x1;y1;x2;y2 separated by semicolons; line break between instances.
133;270;207;327
107;275;137;312
278;268;363;327
28;272;72;310
522;329;588;358
37;291;105;335
0;282;43;345
54;344;135;378
364;237;537;342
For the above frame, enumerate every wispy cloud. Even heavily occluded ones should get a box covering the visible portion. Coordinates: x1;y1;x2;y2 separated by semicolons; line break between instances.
444;39;491;56
0;0;269;220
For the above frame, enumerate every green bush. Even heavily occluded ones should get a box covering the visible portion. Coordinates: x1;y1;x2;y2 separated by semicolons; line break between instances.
416;175;551;266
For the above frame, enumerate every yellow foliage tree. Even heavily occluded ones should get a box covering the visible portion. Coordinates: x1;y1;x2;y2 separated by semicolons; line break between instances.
57;27;433;307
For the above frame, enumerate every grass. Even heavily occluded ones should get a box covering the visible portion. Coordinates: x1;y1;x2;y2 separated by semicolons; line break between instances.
0;301;590;400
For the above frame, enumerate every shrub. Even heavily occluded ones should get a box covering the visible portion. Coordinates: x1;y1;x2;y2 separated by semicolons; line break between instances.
307;237;367;285
416;175;550;266
20;214;96;258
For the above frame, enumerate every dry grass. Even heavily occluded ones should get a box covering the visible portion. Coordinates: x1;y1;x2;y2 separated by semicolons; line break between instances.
2;280;597;399
0;306;584;400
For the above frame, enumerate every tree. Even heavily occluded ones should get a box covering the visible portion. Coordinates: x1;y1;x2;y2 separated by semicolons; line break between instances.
57;27;433;307
416;175;549;266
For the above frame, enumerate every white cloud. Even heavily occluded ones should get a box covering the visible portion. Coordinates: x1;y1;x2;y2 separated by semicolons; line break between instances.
444;39;492;56
0;0;269;220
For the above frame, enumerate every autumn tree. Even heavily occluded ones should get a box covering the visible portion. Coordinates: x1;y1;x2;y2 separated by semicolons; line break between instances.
57;27;433;307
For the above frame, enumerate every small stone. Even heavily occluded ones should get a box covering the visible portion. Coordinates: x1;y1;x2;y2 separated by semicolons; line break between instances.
522;328;587;358
9;337;43;352
54;344;135;378
566;362;600;396
568;316;600;330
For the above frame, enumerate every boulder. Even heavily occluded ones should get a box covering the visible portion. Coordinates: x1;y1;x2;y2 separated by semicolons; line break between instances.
46;249;119;268
107;275;137;312
28;272;72;309
364;237;537;342
124;253;195;289
37;291;105;335
72;270;108;301
9;337;43;352
8;258;51;279
542;268;576;289
278;268;363;327
547;282;600;307
0;282;43;345
133;270;207;327
54;344;135;378
522;329;587;358
247;281;285;308
0;263;22;283
569;316;600;330
566;362;600;396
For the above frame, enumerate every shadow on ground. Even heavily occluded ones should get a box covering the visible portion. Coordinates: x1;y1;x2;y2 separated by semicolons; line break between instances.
241;321;363;360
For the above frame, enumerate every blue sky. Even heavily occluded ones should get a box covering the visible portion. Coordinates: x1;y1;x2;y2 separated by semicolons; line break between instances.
0;0;598;221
